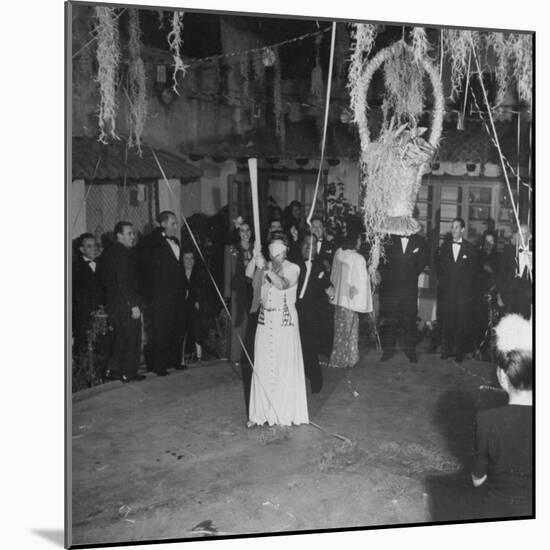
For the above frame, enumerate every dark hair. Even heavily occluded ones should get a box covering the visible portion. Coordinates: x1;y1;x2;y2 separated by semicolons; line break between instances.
77;232;96;248
114;221;133;236
268;230;289;247
181;246;195;257
340;226;361;250
481;229;498;248
233;218;254;245
268;205;283;220
453;217;466;229
289;200;301;209
157;210;176;225
268;219;283;230
497;349;532;391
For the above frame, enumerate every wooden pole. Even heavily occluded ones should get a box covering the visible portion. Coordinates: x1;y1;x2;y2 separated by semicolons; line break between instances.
248;158;262;254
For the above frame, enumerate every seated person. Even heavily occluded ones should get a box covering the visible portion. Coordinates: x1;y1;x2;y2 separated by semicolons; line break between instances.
472;314;532;518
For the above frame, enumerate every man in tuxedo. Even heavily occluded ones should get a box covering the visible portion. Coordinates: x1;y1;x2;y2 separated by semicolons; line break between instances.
378;231;428;363
99;222;144;382
72;233;104;352
296;234;335;393
148;211;187;376
436;218;479;362
496;224;532;320
310;217;335;355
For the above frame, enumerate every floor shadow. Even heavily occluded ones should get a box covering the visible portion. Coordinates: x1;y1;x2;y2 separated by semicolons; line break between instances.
308;362;349;419
424;388;482;522
33;529;65;547
424;386;509;523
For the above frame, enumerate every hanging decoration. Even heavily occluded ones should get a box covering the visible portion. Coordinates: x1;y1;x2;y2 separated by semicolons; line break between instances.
240;53;250;102
349;39;444;278
383;41;425;126
94;6;121;142
442;29;475;101
489;32;511;106
273;48;285;149
311;33;324;101
127;9;148;154
442;30;532;108
484;31;533;106
262;47;276;67
167;11;188;94
411;27;430;63
347;23;377;129
252;48;265;85
157;9;164;29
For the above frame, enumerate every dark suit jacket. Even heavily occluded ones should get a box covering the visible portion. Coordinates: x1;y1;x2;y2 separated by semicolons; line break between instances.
379;234;428;299
98;242;140;314
72;254;104;329
149;231;186;300
183;267;202;312
316;239;335;275
436;238;478;303
296;258;332;329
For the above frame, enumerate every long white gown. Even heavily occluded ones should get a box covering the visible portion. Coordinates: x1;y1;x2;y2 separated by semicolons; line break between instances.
248;260;309;426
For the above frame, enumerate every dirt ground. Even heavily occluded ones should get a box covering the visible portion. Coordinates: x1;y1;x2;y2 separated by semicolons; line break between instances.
70;344;505;547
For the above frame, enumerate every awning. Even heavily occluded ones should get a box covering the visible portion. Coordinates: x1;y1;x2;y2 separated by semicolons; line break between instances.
71;136;202;181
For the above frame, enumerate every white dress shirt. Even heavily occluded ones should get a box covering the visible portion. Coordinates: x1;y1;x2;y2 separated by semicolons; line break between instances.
400;237;409;253
452;239;462;262
85;258;97;272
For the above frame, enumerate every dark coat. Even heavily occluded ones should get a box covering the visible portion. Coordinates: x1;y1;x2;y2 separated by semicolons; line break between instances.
296;257;332;327
496;244;532;318
183;267;202;313
98;242;140;315
72;254;105;338
436;238;478;303
149;230;186;300
316;238;336;275
73;255;104;314
379;234;428;301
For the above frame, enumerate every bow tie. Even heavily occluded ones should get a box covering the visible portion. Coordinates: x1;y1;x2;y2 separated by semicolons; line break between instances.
84;258;95;263
164;235;179;244
452;240;462;245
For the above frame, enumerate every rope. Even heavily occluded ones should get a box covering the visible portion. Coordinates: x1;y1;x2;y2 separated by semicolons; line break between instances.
152;148;286;424
151;147;352;443
72;156;101;231
468;38;530;255
299;22;337;299
469;92;532;192
186;27;332;67
72;7;128;59
73;11;330;65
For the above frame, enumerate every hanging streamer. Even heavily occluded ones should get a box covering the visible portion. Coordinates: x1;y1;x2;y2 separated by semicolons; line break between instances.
468;37;530;257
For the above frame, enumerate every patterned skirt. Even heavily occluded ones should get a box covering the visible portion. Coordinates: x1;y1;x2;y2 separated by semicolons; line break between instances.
329;305;359;368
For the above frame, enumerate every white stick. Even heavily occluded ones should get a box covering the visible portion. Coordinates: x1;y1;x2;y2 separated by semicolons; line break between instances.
248;158;262;254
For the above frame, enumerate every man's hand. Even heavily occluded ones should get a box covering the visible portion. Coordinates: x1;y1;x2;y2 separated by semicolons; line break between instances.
497;294;505;308
325;286;335;301
131;306;141;320
349;285;358;299
194;302;200;311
